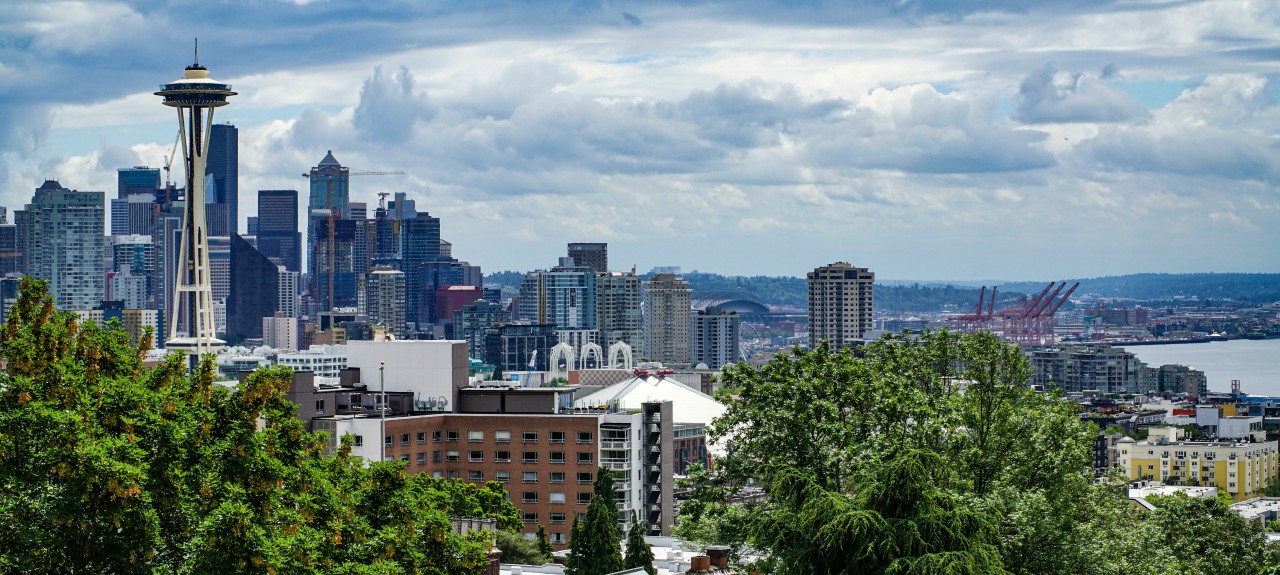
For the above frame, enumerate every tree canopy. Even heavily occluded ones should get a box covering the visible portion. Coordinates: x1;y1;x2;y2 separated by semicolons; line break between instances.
678;329;1280;575
0;278;521;574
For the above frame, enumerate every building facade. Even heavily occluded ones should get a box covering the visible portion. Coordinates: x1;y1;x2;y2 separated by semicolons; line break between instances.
567;242;608;273
226;234;279;343
807;262;874;349
1028;344;1145;394
23;180;105;310
1117;432;1279;501
690;310;740;369
359;266;407;338
257;189;301;272
644;273;692;364
595;271;644;356
206;124;239;236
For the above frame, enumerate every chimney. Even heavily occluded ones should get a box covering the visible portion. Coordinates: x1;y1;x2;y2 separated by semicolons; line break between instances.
706;546;730;568
688;555;711;573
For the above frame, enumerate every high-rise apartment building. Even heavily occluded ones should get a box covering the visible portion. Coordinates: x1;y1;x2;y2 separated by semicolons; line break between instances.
690;310;740;369
22;180;104;310
567;242;607;273
278;267;301;319
257;189;301;272
0;217;21;276
206;124;238;236
542;259;596;330
1028;344;1144;394
117;167;160;199
644;273;692;364
595;270;644;353
359;266;407;338
806;262;874;349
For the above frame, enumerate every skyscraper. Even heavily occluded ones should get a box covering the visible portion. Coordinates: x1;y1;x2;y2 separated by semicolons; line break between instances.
567;242;608;273
22;180;105;310
401;212;441;326
806;261;874;349
256;189;301;271
113;167;160;236
226;234;278;343
306;151;352;315
206;123;238;236
643;273;692;364
117;167;160;199
541;258;596;330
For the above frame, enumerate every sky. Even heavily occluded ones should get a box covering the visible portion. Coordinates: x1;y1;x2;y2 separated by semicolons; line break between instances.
2;0;1278;281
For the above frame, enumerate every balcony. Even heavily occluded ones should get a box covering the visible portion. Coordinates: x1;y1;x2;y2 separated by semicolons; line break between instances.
601;460;631;471
602;440;631;450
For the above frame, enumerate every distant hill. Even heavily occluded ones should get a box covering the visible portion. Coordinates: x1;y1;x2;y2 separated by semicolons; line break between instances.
997;273;1280;303
486;271;1279;311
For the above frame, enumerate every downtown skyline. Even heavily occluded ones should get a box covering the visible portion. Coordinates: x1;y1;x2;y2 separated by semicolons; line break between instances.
2;0;1279;280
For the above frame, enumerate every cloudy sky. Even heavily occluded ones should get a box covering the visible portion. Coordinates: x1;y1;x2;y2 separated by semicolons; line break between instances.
2;0;1278;281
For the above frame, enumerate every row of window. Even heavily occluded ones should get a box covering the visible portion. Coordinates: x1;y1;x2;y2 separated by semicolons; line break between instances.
417;467;596;486
412;450;595;464
391;430;594;445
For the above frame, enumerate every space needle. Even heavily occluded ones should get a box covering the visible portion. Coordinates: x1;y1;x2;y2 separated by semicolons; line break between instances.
156;41;235;357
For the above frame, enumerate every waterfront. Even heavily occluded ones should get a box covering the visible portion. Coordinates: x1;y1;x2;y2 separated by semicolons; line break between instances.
1124;338;1280;396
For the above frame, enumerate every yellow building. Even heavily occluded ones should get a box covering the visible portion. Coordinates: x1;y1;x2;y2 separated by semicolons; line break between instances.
1117;430;1279;501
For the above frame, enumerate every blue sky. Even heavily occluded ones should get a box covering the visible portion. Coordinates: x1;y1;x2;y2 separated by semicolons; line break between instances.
2;0;1278;280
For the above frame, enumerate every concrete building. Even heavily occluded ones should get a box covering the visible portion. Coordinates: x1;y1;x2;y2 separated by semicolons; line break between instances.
542;259;596;330
359;266;407;338
595;271;644;357
1146;363;1209;397
263;312;301;352
455;299;510;361
1028;344;1145;393
644;273;692;364
74;307;159;349
21;180;105;310
278;267;301;318
807;262;874;349
690;310;740;369
1117;429;1279;501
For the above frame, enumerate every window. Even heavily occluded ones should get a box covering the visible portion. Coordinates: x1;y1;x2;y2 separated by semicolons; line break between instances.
523;451;538;463
416;432;427;444
353;435;364;447
446;450;460;462
549;492;565;504
432;431;442;442
577;492;592;504
495;430;511;443
550;431;566;443
550;472;566;484
522;512;538;524
384;435;393;447
416;452;427;465
522;471;538;483
495;471;511;483
522;492;538;503
446;431;460;442
399;454;409;462
433;450;441;463
469;470;485;482
522;431;539;443
551;532;566;544
577;452;593;464
468;430;485;442
577;472;593;484
577;431;593;444
550;452;566;464
400;433;410;446
447;470;460;480
315;399;325;415
550;512;567;524
496;450;511;462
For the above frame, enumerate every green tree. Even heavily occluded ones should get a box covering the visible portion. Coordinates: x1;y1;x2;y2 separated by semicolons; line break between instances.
623;511;655;575
0;277;520;574
567;467;623;575
495;529;548;565
536;524;554;559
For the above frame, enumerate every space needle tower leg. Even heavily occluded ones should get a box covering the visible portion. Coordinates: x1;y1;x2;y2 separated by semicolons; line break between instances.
156;41;236;363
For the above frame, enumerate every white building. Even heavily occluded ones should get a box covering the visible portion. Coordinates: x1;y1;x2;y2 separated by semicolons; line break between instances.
346;340;467;412
278;344;347;377
263;313;300;352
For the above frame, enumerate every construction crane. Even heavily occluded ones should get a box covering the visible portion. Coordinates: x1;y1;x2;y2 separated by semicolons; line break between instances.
301;165;405;314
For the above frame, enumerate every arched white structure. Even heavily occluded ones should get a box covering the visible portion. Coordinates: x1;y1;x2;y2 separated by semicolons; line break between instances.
549;341;575;382
579;342;604;369
608;341;634;370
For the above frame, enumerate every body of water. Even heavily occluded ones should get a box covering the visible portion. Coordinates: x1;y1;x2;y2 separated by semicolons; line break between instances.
1123;338;1280;396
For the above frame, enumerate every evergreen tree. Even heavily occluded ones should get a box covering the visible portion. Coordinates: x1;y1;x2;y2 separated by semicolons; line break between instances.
624;511;655;575
566;467;623;575
536;523;554;560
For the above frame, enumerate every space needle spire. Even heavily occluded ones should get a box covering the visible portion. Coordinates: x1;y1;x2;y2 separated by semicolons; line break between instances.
156;41;236;357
